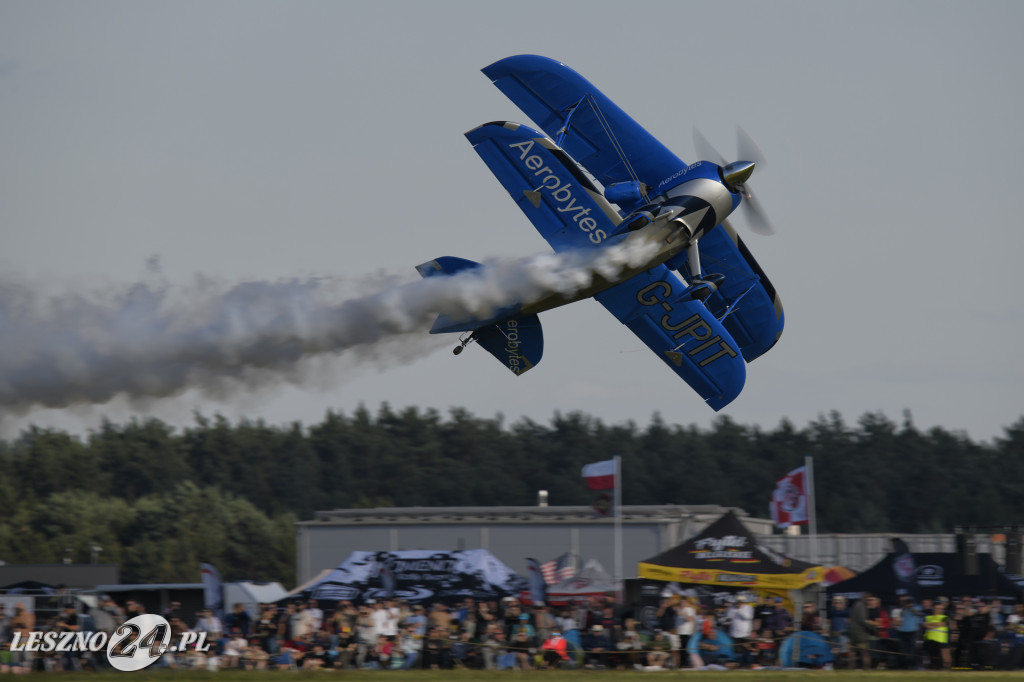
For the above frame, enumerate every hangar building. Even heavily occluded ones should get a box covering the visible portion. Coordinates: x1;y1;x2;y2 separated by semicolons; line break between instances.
295;504;771;584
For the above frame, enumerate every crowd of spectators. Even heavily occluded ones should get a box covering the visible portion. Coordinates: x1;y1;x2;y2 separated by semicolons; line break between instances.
827;592;1024;670
2;591;1024;672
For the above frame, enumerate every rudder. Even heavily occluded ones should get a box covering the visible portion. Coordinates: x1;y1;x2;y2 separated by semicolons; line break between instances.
474;314;543;376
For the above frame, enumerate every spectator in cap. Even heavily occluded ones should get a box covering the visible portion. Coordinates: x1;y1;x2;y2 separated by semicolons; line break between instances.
511;612;535;639
727;596;754;667
582;624;611;669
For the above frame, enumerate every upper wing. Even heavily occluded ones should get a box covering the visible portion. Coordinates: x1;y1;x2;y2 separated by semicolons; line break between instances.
465;121;621;252
673;220;784;361
595;265;745;411
482;55;687;199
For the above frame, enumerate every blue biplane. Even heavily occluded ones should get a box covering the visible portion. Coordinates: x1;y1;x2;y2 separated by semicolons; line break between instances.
417;55;783;411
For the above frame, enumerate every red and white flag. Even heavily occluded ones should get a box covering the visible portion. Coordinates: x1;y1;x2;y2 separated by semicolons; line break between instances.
770;466;809;528
582;459;616;490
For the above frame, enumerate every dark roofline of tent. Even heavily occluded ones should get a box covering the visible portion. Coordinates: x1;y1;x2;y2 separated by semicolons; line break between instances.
826;552;1023;604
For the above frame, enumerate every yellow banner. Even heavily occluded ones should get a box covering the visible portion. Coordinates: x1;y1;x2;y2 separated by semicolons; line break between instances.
637;561;823;590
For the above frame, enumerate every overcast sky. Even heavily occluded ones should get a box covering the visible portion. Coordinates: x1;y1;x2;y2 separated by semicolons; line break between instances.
2;0;1021;442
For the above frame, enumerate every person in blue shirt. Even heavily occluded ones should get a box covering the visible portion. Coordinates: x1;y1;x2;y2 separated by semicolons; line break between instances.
402;605;428;637
827;596;850;666
894;596;923;669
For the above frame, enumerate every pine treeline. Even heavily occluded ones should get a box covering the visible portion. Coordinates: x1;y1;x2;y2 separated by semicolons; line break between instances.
1;406;1021;585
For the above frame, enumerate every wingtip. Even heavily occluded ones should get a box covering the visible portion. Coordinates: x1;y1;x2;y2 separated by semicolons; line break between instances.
481;55;567;81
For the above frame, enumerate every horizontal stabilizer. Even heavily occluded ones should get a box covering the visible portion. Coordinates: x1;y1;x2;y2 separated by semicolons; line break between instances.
415;256;483;279
415;256;519;334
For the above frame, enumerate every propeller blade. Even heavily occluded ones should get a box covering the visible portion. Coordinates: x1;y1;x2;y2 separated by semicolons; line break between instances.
692;128;725;166
696;126;774;236
740;186;775;236
736;126;767;167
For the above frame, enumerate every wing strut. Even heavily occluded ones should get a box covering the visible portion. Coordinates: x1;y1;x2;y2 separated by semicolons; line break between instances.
554;92;650;205
717;282;757;323
555;95;588;147
584;96;650;203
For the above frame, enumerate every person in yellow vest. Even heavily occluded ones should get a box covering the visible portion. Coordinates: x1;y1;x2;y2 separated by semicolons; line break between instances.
923;601;951;670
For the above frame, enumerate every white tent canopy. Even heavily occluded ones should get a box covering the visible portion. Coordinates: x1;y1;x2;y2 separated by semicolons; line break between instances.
224;581;287;616
285;549;526;605
547;558;616;599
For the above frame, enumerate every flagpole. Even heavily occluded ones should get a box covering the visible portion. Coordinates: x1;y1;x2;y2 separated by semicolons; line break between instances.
805;454;817;566
614;454;623;602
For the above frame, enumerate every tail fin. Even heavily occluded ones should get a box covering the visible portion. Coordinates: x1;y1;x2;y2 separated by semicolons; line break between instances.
416;256;543;375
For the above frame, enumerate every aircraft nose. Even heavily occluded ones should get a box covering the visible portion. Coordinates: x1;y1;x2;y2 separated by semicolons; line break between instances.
722;161;755;190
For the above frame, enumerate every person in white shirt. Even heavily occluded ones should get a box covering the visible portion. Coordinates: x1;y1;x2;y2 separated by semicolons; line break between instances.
195;609;224;642
304;600;324;634
727;596;754;638
222;631;247;669
356;604;379;668
290;603;311;640
726;595;754;666
676;595;698;663
371;599;399;638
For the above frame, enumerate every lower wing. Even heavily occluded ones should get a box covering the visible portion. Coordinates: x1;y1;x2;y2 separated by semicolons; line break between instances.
596;265;745;411
465;120;621;252
673;220;784;362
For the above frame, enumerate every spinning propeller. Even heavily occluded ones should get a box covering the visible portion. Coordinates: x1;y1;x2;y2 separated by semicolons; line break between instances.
693;127;774;236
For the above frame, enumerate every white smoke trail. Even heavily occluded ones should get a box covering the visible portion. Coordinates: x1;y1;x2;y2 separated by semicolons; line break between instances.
0;239;658;413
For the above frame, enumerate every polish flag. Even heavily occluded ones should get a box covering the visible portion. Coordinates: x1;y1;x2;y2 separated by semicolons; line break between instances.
582;459;616;490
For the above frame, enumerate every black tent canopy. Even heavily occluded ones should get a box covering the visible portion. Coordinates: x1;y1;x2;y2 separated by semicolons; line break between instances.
638;510;823;590
827;552;1022;604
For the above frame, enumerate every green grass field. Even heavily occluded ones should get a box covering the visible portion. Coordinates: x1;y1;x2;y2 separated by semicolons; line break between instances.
38;671;1024;682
